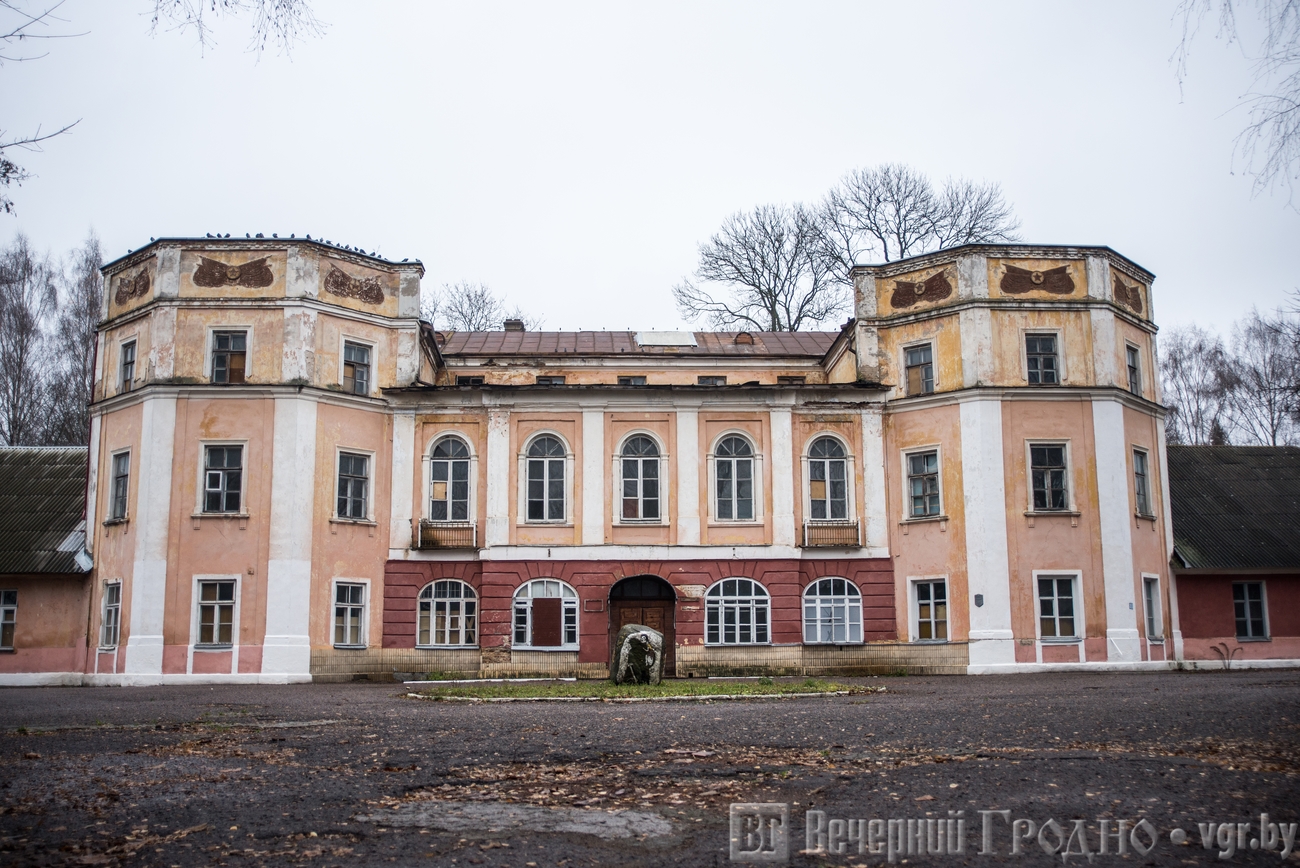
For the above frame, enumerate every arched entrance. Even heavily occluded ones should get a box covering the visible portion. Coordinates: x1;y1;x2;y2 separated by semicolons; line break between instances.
609;576;677;675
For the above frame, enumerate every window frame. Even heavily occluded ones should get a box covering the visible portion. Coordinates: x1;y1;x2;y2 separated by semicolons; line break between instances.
1133;447;1152;517
197;441;247;516
802;577;863;645
511;579;579;650
108;449;131;522
207;326;251;385
535;375;566;385
331;578;369;649
704;578;771;646
455;375;485;386
417;579;479;648
119;338;137;393
424;433;475;524
1023;329;1063;386
802;434;855;524
909;577;949;643
192;575;239;650
1141;573;1163;642
1026;440;1072;513
0;589;16;651
1034;571;1082;643
613;431;668;525
697;375;726;386
902;446;943;519
519;432;574;525
1125;343;1142;395
903;341;935;396
100;581;122;649
617;375;648;386
708;432;763;524
333;447;376;523
1233;580;1269;640
340;336;376;397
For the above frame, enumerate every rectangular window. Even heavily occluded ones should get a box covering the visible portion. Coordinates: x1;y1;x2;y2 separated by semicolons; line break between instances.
1133;449;1151;515
455;375;485;386
698;375;726;386
777;376;806;386
617;375;647;386
1026;333;1059;385
101;583;121;647
1126;345;1141;395
907;451;940;517
120;341;136;392
916;580;947;641
196;581;234;646
337;452;369;519
333;583;366;647
1038;575;1077;638
1233;581;1267;639
535;375;566;385
203;446;243;513
1031;444;1068;511
110;452;130;520
1143;576;1161;640
905;344;934;395
342;341;371;395
211;331;247;384
0;590;15;650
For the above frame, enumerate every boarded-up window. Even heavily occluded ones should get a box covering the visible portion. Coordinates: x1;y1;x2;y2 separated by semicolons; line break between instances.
531;598;563;647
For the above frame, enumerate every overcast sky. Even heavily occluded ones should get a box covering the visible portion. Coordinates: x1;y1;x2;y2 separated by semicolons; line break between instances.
5;1;1296;334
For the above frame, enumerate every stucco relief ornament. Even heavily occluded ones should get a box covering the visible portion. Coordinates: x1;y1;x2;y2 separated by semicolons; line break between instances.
1001;264;1074;295
114;270;150;305
324;265;385;304
1112;273;1144;315
890;269;953;308
193;256;275;288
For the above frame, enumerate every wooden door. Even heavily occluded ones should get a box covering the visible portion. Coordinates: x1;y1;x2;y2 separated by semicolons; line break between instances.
610;601;675;674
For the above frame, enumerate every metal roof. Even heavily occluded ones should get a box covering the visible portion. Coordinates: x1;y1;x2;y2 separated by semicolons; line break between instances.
438;330;838;358
0;447;89;575
1168;445;1300;571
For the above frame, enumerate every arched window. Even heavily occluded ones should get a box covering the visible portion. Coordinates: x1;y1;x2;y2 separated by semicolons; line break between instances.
705;578;769;645
526;435;567;522
714;435;754;521
807;437;847;520
621;435;660;521
803;578;863;644
417;580;477;647
429;437;470;521
513;579;579;648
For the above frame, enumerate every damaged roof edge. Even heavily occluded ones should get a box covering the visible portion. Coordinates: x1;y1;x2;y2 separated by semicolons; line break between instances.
100;237;426;276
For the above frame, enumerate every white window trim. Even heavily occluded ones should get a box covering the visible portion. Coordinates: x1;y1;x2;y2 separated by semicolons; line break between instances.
422;431;478;525
1032;570;1085;659
338;334;379;397
801;576;865;645
118;335;138;393
106;448;131;523
0;590;15;651
706;430;765;525
415;579;480;649
1141;573;1163;643
1025;439;1075;513
1125;342;1143;395
1021;327;1066;385
99;580;122;650
901;340;936;397
1233;580;1271;641
195;440;250;517
703;577;773;646
801;432;857;525
1132;446;1154;517
612;429;670;526
204;325;254;382
333;446;378;523
189;574;241;675
901;444;944;520
906;575;950;643
331;577;370;649
517;431;576;526
511;579;580;650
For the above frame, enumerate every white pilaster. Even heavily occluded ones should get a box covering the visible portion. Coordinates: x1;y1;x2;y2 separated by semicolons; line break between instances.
389;413;416;550
150;306;177;381
959;396;1015;668
1092;396;1141;662
675;408;700;544
859;405;888;553
485;407;511;547
959;307;995;388
261;395;317;679
84;414;101;553
1090;307;1119;389
770;406;795;547
581;409;605;545
124;394;177;675
281;307;317;383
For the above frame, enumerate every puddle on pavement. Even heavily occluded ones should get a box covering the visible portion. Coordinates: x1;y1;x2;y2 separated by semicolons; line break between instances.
356;801;676;839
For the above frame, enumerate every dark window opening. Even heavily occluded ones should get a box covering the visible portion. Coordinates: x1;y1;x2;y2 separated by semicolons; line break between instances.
212;331;247;384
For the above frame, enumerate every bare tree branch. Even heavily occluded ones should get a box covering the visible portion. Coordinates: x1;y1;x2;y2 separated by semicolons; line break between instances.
0;232;57;445
430;281;542;332
150;0;324;56
1160;324;1236;445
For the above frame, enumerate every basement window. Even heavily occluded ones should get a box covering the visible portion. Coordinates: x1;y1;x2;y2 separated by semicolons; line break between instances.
617;375;647;386
455;375;485;386
697;375;726;386
535;375;566;385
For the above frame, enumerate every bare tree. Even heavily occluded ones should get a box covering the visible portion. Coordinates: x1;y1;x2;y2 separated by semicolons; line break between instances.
1174;0;1300;196
0;233;56;445
1222;310;1299;444
432;281;542;332
674;203;846;332
1161;324;1236;445
43;232;101;445
150;0;323;55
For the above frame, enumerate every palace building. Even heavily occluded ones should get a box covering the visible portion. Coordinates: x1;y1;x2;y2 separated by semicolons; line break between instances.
5;236;1233;684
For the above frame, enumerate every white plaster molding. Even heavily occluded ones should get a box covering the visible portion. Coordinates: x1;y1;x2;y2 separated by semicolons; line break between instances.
262;396;317;677
285;245;320;299
475;543;889;561
859;406;888;551
770;407;795;547
150;305;177;381
1085;255;1112;301
85;414;101;554
389;413;416;550
581;410;605;545
124;395;177;675
1089;307;1119;389
675;409;701;545
155;245;181;299
959;396;1015;666
396;327;419;386
958;307;994;388
853;271;877;319
280;307;317;382
1091;396;1141;663
955;253;988;299
484;408;511;546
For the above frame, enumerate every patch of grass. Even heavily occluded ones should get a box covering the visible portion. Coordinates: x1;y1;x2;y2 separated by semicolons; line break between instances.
413;678;864;701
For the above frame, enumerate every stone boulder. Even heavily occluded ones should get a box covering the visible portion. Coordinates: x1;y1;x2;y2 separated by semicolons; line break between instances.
610;623;664;685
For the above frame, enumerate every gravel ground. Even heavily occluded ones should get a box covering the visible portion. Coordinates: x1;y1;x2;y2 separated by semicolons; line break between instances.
0;669;1297;867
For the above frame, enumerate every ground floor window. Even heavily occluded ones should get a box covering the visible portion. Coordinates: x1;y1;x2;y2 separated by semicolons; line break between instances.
419;580;477;647
1037;575;1076;639
1233;581;1267;639
334;582;366;647
1142;576;1162;640
197;580;235;647
513;579;578;648
916;579;947;641
0;590;15;650
101;583;122;647
802;578;862;643
705;578;769;645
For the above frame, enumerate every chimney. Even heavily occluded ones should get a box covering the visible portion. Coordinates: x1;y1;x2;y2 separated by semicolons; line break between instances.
503;318;525;332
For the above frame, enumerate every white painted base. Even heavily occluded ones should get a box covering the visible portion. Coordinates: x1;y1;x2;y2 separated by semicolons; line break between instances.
1176;658;1300;672
969;658;1300;675
0;672;87;687
967;632;1016;666
262;636;312;678
1106;628;1142;662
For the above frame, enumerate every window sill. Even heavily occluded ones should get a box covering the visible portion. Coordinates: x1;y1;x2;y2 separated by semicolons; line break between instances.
706;520;763;528
0;648;14;654
330;517;377;527
97;646;119;653
102;516;129;527
415;645;480;650
614;520;669;528
190;512;250;530
1024;510;1081;528
1147;638;1165;644
900;515;947;524
193;645;233;651
1235;636;1271;643
1135;513;1157;521
511;646;580;652
803;641;865;647
703;642;773;648
332;644;367;651
911;639;950;645
1039;637;1081;644
519;522;574;528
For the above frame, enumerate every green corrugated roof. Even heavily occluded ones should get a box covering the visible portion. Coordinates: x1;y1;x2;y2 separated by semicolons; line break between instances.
0;447;89;574
1168;445;1300;571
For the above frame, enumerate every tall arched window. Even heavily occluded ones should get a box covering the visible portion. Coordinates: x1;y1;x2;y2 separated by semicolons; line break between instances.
714;435;754;521
429;437;470;521
417;580;477;647
621;435;660;521
802;578;862;644
705;578;769;645
513;579;579;648
807;437;847;520
526;435;566;522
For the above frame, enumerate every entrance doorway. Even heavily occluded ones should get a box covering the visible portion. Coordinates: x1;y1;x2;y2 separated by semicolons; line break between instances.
609;576;677;675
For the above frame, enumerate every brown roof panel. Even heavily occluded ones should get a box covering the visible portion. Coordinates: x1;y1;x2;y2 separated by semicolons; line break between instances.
438;330;837;358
